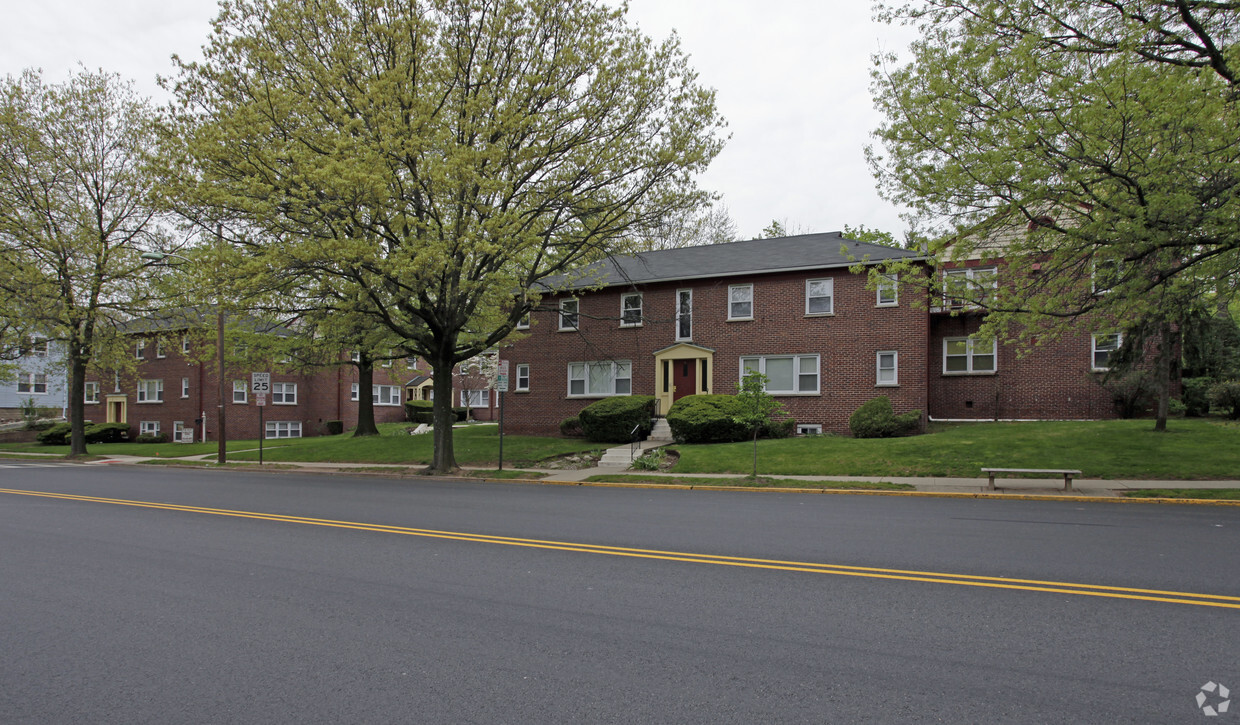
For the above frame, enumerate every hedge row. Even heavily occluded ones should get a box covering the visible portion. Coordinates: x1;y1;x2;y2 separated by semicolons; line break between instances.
37;421;131;445
403;400;469;424
665;394;794;444
578;396;656;443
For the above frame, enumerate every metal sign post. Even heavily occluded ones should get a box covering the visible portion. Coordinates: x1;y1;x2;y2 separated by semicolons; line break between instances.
495;360;509;471
252;373;270;466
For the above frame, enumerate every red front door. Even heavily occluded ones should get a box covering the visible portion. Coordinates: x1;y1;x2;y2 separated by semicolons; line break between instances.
672;359;696;402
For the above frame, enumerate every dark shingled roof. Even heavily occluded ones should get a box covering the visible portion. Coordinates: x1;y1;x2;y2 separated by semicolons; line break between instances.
537;232;924;292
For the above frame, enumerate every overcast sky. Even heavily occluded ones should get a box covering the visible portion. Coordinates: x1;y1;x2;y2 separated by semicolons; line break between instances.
0;0;918;240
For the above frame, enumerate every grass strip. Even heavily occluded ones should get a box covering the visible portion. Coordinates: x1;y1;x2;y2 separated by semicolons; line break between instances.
1122;489;1240;500
583;474;914;490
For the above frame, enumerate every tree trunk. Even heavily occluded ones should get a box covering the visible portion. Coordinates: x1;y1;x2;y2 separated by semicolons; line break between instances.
751;427;759;479
67;349;88;457
429;353;458;473
352;357;380;437
1152;320;1175;432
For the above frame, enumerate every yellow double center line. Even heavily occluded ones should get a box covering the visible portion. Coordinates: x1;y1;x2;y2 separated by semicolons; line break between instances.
5;487;1239;610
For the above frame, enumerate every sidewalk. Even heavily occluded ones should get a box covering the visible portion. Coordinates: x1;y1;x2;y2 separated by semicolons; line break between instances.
39;450;1239;498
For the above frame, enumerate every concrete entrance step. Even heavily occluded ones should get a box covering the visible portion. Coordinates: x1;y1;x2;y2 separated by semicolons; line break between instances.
648;418;673;442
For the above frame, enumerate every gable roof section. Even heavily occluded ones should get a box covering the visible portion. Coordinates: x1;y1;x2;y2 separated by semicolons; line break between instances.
538;232;924;292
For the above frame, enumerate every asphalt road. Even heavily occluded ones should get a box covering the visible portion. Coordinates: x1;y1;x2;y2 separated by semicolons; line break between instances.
1;463;1237;723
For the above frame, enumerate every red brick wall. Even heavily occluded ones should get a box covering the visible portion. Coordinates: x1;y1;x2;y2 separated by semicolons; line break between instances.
88;337;414;440
501;266;930;435
927;314;1117;420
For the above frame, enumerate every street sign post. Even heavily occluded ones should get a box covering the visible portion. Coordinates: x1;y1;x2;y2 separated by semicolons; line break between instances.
496;361;510;470
252;373;270;465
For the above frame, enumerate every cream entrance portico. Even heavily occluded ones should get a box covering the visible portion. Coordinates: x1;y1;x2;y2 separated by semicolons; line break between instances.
653;343;714;414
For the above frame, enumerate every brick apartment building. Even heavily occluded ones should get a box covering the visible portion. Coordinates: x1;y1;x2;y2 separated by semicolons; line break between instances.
84;318;415;442
498;232;1127;435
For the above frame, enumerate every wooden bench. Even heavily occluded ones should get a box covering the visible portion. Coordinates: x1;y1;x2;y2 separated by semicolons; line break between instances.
981;468;1082;492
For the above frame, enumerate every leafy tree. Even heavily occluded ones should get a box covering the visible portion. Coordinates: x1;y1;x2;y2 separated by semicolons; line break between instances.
640;202;737;250
870;0;1240;431
0;69;168;455
842;223;901;249
731;370;785;479
168;0;725;472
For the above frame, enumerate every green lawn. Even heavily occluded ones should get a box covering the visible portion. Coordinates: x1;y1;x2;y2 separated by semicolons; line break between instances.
0;423;599;467
670;420;1240;480
226;424;600;466
583;474;914;490
1123;489;1240;500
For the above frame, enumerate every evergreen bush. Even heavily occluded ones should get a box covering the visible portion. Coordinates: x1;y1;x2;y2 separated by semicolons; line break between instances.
666;395;748;443
84;422;130;443
404;400;434;424
578;396;656;443
36;422;71;445
559;416;583;437
849;396;921;438
1209;380;1240;419
1182;377;1214;417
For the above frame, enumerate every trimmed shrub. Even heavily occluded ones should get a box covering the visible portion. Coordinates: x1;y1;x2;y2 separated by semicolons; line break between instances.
1182;377;1213;417
578;396;656;443
452;406;469;422
1209;380;1240;419
324;420;344;435
36;422;71;445
134;433;168;444
405;400;434;424
849;396;921;438
759;417;797;439
559;416;583;437
84;422;130;443
666;395;748;443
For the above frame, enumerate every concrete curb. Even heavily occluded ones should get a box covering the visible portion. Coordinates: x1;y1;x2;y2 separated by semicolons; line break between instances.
23;457;1240;507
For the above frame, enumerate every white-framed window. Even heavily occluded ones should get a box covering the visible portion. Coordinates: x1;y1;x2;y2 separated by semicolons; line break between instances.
266;421;302;439
877;351;898;386
1092;332;1123;371
26;338;49;357
943;337;997;374
676;289;692;340
877;274;898;306
173;421;186;442
84;381;99;404
805;278;834;315
17;372;48;394
1092;258;1123;295
272;382;297;404
728;284;753;320
797;424;822;436
739;355;820;395
136;379;164;403
515;363;530;391
350;350;361;363
181;335;190;354
181;377;190;399
568;360;632;397
374;385;401;406
460;389;491;408
559;298;579;331
135;341;145;359
516;311;531;330
156;341;165;358
350;383;359;401
620;293;643;327
233;380;247;404
943;266;997;308
139;421;160;436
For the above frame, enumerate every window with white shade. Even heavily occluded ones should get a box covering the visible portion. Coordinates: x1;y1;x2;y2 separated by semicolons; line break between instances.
136;379;163;403
805;278;833;315
728;284;753;320
739;355;819;395
877;351;898;386
567;361;631;397
943;337;996;374
1092;333;1122;371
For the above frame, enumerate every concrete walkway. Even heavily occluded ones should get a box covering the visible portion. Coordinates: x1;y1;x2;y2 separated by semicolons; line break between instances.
8;450;1231;498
